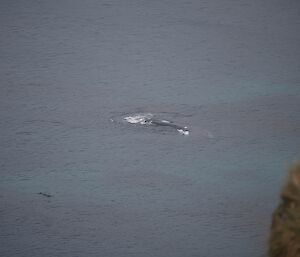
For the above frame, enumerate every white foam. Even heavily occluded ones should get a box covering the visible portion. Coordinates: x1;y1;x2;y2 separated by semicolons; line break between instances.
124;113;153;125
177;129;189;136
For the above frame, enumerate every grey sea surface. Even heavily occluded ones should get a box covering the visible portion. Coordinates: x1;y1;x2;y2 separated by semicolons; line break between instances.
1;0;300;257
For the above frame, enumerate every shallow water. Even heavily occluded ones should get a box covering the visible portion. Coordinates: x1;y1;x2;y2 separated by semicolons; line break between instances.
1;1;300;257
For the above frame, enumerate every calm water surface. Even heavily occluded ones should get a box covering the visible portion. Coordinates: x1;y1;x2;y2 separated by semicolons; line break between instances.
1;1;300;256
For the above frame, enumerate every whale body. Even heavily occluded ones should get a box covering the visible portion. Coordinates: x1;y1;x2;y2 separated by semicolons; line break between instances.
124;114;189;135
144;118;189;135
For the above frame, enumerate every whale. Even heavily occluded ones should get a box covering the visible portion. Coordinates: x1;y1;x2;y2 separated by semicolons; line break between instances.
123;114;189;135
144;118;189;135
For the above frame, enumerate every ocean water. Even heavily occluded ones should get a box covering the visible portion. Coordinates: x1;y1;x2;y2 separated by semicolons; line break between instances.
0;0;300;256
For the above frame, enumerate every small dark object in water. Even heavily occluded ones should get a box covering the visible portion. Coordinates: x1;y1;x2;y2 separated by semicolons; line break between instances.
38;192;52;198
